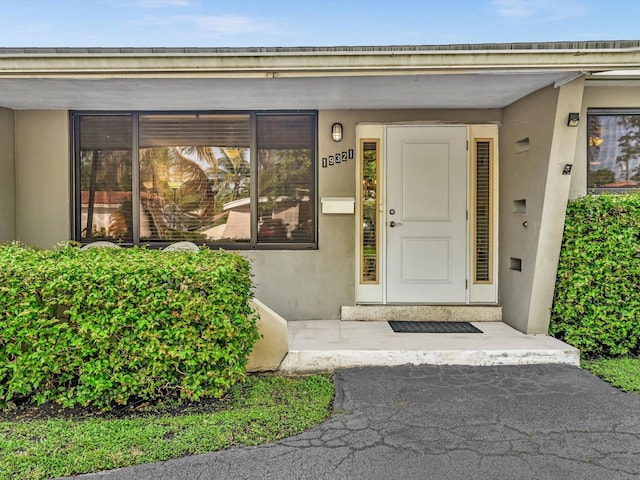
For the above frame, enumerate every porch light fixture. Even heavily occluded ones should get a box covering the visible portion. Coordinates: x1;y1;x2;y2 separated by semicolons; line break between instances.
331;122;343;142
167;179;181;203
567;112;580;127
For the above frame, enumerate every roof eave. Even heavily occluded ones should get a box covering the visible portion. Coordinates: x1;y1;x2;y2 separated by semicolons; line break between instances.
1;45;640;78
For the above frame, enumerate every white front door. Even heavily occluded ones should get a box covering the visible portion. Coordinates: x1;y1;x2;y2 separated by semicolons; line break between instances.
386;126;467;303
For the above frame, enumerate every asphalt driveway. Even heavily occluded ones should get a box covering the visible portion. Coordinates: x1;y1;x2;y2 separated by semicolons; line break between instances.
68;364;640;480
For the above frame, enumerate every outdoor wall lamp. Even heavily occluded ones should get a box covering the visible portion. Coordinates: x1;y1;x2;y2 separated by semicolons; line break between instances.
167;179;181;203
567;112;580;127
331;122;343;142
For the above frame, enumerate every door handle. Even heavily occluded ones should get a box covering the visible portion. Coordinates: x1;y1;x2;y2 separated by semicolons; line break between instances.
389;221;403;227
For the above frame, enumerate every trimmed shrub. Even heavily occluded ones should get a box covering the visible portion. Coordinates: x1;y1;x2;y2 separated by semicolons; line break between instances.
0;242;259;409
550;193;640;357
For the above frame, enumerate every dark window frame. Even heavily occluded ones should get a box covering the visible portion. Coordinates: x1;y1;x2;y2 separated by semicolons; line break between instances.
587;108;640;194
71;110;318;250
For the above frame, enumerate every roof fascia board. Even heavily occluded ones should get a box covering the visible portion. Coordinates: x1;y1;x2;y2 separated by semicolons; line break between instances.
585;78;640;86
1;49;640;78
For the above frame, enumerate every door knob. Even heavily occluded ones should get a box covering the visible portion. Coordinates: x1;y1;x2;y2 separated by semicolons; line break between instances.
389;221;402;227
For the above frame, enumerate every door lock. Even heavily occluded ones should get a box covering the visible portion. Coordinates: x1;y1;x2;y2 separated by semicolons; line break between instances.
389;208;396;215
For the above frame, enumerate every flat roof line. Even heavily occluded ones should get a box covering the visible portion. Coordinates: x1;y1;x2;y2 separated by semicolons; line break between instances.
1;40;640;56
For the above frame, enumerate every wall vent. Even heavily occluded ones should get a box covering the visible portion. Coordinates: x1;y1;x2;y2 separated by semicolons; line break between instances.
513;199;527;213
516;137;530;154
509;257;522;272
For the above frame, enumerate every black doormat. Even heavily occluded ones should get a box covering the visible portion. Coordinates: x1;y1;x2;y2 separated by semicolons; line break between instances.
388;321;482;333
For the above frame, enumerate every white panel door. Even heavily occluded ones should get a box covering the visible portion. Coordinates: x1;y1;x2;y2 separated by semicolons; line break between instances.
386;126;467;303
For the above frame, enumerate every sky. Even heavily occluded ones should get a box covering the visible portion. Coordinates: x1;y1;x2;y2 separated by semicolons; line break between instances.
0;0;639;48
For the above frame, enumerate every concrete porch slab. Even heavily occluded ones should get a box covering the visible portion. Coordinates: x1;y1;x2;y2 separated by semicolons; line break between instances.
278;320;579;374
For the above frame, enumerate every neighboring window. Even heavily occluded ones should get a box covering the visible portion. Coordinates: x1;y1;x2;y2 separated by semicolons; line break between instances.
588;109;640;192
73;112;317;248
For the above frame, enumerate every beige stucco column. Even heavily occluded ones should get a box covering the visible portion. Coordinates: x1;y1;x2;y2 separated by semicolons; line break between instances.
500;78;585;334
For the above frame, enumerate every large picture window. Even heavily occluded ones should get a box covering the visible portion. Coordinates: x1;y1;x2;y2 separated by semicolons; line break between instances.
73;111;317;248
588;109;640;192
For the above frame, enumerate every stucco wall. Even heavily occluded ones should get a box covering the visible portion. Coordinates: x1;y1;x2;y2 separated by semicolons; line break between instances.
570;85;640;199
0;107;15;243
245;109;502;320
11;108;501;320
499;81;584;333
15;111;70;248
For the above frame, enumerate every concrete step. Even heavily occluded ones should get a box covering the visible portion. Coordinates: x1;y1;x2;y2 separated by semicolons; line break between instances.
278;321;579;374
341;305;502;322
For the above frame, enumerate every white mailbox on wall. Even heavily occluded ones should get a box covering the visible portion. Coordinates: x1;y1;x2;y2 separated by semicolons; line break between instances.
321;197;355;214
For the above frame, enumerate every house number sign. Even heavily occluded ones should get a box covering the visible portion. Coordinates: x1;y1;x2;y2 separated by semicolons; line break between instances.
322;149;354;168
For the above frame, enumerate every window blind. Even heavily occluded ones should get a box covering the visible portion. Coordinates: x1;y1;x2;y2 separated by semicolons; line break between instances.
474;140;492;283
139;114;250;148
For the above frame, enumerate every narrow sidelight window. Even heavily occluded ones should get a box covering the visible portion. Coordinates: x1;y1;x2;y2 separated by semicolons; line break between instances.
474;139;493;283
360;140;379;284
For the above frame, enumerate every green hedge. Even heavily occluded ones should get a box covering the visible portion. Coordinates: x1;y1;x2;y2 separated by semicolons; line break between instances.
0;243;260;410
550;193;640;357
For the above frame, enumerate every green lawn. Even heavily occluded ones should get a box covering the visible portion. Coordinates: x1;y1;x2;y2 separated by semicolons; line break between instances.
0;375;334;480
582;357;640;393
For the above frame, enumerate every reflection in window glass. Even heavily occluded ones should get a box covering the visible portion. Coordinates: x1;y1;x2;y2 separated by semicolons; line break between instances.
139;114;251;243
588;111;640;192
257;115;315;243
361;141;378;283
74;112;316;248
79;116;133;243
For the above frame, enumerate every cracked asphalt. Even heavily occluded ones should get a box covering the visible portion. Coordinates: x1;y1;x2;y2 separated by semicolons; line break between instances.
68;364;640;480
